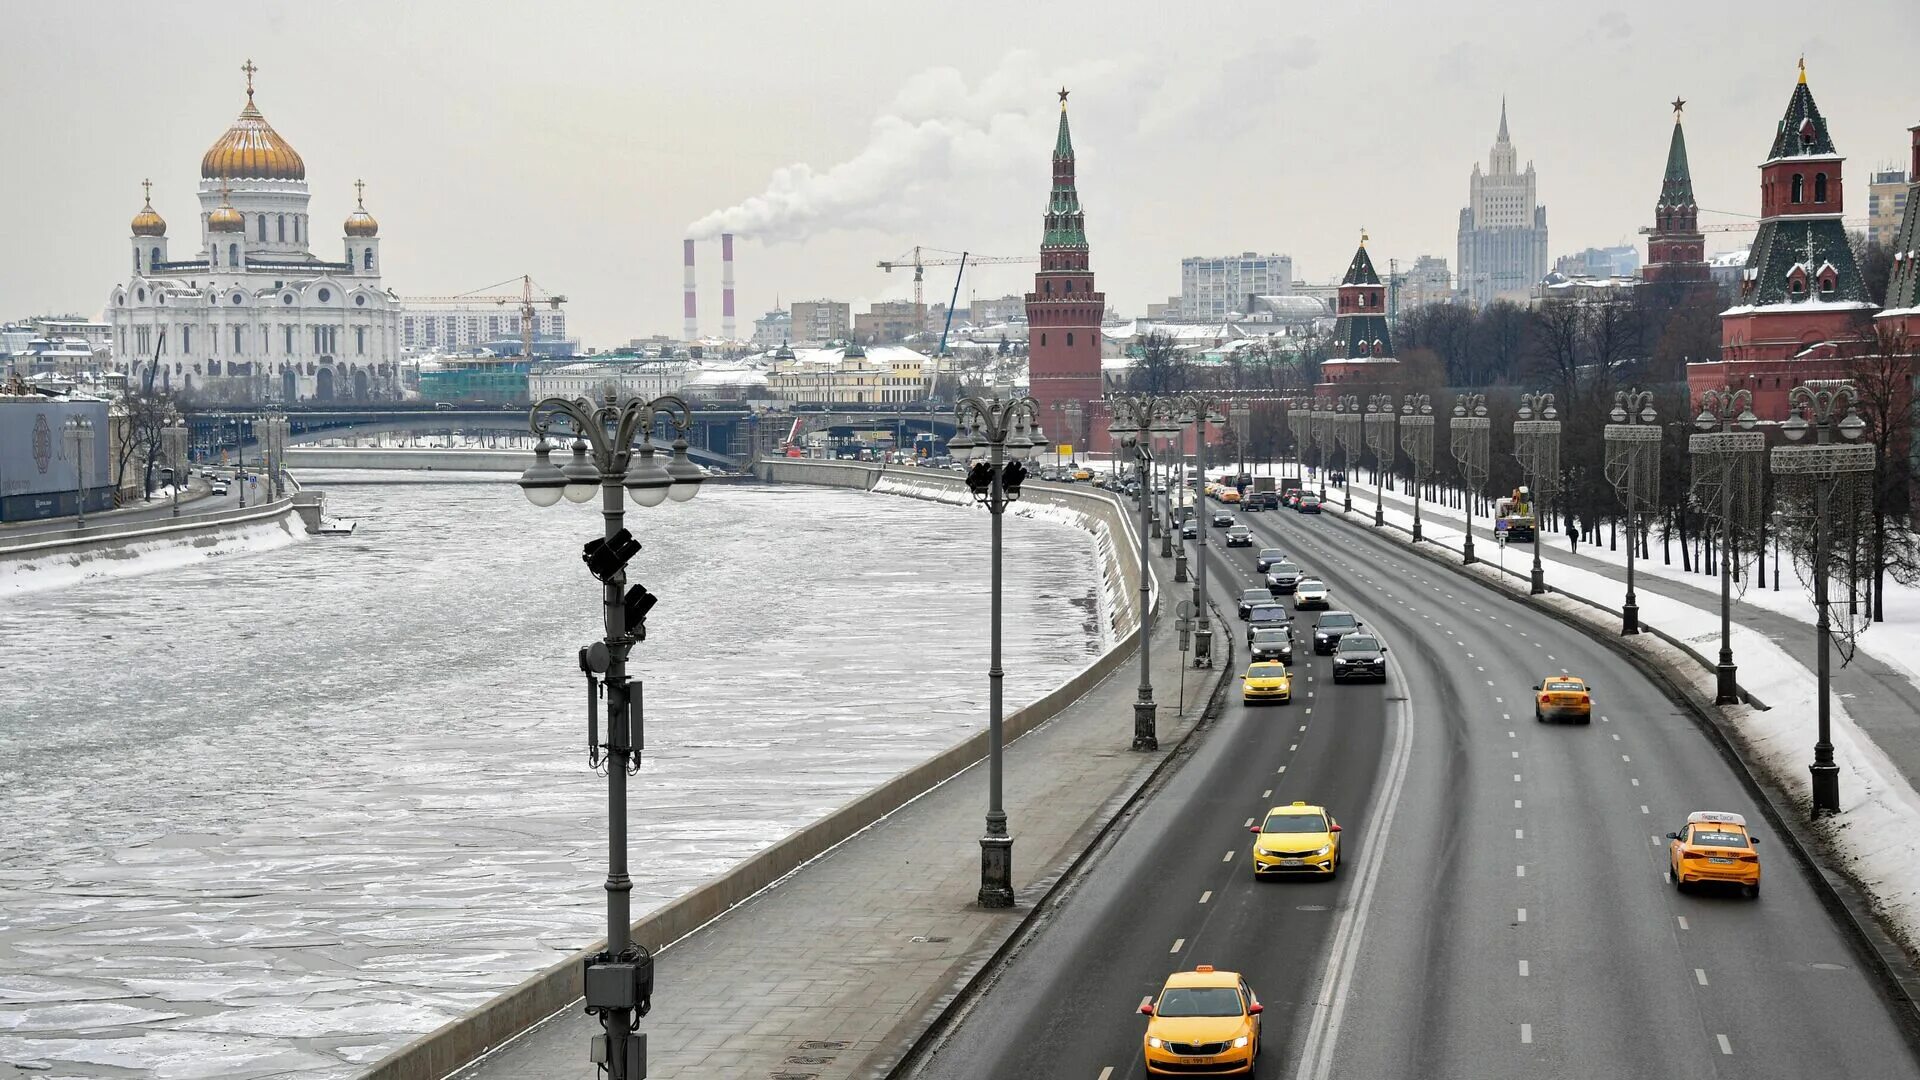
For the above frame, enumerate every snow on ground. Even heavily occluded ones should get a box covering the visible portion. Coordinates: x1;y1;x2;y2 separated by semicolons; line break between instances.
0;514;307;600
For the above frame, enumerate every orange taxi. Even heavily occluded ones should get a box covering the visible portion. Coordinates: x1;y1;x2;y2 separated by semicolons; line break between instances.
1533;675;1592;724
1667;810;1762;896
1139;965;1262;1075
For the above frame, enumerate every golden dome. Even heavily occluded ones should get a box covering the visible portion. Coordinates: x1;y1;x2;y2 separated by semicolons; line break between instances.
131;178;166;237
343;179;378;237
200;60;305;181
208;185;244;233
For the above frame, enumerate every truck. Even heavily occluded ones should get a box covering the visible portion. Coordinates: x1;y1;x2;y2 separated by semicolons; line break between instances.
1245;475;1280;511
1495;485;1536;543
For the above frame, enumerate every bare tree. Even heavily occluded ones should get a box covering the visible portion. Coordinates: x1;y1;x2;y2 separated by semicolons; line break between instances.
1850;320;1920;620
1129;330;1193;395
1474;300;1532;386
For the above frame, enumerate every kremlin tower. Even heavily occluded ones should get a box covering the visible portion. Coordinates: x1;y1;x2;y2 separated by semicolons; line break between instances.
1316;232;1398;392
1024;89;1108;453
1640;99;1712;306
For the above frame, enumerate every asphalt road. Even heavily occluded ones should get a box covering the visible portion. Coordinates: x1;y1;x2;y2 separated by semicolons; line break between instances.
906;490;1920;1080
0;474;248;537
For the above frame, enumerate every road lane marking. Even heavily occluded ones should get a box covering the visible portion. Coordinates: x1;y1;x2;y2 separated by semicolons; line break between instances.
1517;907;1527;922
1651;836;1661;846
1519;960;1530;976
1277;766;1287;774
1223;851;1235;862
1515;799;1523;808
1512;751;1520;759
1632;778;1641;786
1695;968;1709;986
1290;743;1298;751
1612;733;1621;741
1299;725;1308;732
1200;891;1212;904
1263;789;1273;798
1171;938;1185;953
1515;828;1524;839
1641;805;1650;814
1516;865;1526;877
1717;1034;1732;1055
1622;755;1632;763
1246;818;1256;828
1521;1024;1533;1044
1098;1068;1114;1080
1139;996;1153;1012
1678;915;1690;930
1508;730;1515;738
1514;774;1523;782
1495;697;1504;703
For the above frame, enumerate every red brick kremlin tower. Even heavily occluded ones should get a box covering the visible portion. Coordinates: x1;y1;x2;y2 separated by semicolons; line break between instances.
1690;60;1876;419
1640;98;1713;306
1317;231;1400;392
1025;88;1109;453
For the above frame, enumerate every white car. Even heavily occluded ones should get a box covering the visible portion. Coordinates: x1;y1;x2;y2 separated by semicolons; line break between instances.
1294;578;1330;610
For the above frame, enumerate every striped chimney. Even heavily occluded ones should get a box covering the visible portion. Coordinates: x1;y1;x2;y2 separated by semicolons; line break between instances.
683;238;698;342
721;233;737;341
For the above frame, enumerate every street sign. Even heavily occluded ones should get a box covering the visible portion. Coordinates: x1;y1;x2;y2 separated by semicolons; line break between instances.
1057;444;1074;458
1176;599;1193;621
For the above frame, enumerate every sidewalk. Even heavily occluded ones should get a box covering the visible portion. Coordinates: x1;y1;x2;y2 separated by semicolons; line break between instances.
457;542;1229;1079
0;478;223;537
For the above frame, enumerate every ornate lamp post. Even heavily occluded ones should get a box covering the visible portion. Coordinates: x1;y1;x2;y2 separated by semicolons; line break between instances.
1692;388;1763;705
947;394;1044;908
1771;382;1871;813
1363;394;1395;527
1109;394;1184;751
1175;394;1222;668
164;421;190;517
1399;394;1434;541
1332;395;1360;513
1449;393;1490;563
516;388;704;1079
1230;402;1252;479
1604;388;1662;635
63;415;94;527
1309;399;1333;499
1514;391;1561;595
1287;399;1311;482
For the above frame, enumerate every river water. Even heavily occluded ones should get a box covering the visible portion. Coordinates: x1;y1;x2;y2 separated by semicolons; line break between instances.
0;473;1108;1078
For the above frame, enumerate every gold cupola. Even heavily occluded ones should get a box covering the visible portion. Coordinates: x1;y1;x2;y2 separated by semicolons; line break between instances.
208;183;245;232
131;178;167;236
201;59;306;182
343;179;378;237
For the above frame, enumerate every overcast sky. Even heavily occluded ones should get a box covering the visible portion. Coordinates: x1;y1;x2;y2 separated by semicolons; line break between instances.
6;1;1916;348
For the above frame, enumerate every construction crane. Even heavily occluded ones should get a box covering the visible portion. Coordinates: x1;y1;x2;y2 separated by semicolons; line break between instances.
878;246;1037;326
1639;209;1868;236
400;275;568;362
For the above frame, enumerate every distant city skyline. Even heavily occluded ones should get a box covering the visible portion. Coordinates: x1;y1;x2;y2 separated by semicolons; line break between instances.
4;1;1916;347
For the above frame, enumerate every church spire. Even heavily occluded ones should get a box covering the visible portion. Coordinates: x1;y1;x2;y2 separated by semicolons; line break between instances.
1498;96;1510;143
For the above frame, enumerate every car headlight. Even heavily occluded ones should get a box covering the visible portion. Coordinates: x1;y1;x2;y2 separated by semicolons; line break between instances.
1315;845;1331;856
1147;1036;1163;1049
1232;1036;1250;1049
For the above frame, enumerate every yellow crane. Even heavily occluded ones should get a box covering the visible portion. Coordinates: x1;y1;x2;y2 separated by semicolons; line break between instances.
878;246;1036;326
400;275;568;362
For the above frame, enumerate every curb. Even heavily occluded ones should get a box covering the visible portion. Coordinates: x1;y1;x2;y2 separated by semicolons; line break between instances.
878;614;1238;1080
1314;500;1920;1049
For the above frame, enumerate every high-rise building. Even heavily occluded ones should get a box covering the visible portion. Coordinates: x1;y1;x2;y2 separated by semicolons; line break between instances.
853;301;918;345
1640;101;1713;307
1875;126;1920;340
1179;253;1294;319
1870;166;1911;248
1692;61;1876;419
789;300;850;344
1024;90;1108;452
1398;255;1456;312
1457;100;1549;307
751;308;791;348
1318;234;1398;391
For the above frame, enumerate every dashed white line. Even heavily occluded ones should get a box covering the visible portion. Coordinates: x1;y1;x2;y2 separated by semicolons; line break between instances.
1516;907;1527;923
1200;891;1212;904
1622;755;1632;763
1223;851;1235;863
1245;818;1256;828
1677;916;1690;930
1516;865;1526;877
1098;1067;1115;1080
1695;968;1709;986
1521;1023;1533;1045
1263;789;1273;798
1611;733;1621;741
1511;751;1520;759
1290;744;1298;752
1277;766;1288;774
1631;778;1641;786
1515;828;1524;839
1515;799;1523;809
1717;1034;1733;1056
1641;805;1650;814
1518;959;1530;976
1514;774;1523;782
1508;731;1516;738
1171;938;1186;953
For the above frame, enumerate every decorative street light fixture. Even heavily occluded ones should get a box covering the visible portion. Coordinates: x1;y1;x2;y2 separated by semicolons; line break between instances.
1399;394;1435;542
1109;394;1185;751
1309;399;1333;500
1449;393;1490;564
163;421;191;517
1771;381;1872;814
1363;394;1396;527
1287;399;1312;483
1173;394;1223;669
64;415;94;528
1514;391;1562;595
1691;387;1763;705
1604;388;1662;635
1230;402;1252;478
516;388;703;1080
1332;395;1361;514
949;395;1045;908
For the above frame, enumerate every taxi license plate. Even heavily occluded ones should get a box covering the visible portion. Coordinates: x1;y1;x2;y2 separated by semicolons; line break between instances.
1281;858;1304;866
1708;857;1735;864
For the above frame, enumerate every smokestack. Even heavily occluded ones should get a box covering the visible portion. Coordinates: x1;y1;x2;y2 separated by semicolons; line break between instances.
721;233;737;341
683;238;698;342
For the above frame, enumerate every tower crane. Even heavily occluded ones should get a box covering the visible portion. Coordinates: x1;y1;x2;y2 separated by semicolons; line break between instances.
400;275;568;362
878;246;1037;325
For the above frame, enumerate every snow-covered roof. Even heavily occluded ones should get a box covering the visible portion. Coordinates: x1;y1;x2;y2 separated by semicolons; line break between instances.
682;367;768;387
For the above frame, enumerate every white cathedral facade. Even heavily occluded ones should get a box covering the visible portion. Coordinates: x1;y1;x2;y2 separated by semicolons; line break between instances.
109;63;403;403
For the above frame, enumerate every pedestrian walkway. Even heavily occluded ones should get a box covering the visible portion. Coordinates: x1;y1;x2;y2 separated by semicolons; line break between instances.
1331;481;1920;818
0;479;225;537
458;542;1228;1079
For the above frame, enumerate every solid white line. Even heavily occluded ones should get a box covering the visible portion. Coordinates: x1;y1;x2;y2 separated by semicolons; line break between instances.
1521;1024;1533;1044
1517;907;1527;922
1695;968;1709;986
1098;1068;1115;1080
1717;1034;1733;1055
1200;891;1212;904
1223;851;1235;862
1292;650;1417;1080
1519;959;1530;976
1171;938;1185;953
1677;916;1690;930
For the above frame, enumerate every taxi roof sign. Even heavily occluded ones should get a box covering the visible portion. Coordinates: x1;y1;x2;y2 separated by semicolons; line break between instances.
1686;810;1747;827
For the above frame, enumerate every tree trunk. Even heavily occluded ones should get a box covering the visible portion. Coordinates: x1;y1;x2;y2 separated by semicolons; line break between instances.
1874;509;1886;622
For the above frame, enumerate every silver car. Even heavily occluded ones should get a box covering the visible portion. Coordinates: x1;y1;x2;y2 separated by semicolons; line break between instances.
1294;578;1330;610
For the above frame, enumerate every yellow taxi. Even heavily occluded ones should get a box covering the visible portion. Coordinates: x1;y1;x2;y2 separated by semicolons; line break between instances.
1240;662;1293;706
1248;801;1341;878
1533;675;1593;724
1139;964;1262;1075
1072;466;1093;481
1667;810;1762;896
1221;488;1242;504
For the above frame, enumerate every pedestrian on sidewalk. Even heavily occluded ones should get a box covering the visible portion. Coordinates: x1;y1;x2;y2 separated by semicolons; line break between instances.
1567;515;1579;554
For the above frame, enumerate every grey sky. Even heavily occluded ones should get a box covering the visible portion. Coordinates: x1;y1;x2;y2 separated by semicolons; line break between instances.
6;1;1916;348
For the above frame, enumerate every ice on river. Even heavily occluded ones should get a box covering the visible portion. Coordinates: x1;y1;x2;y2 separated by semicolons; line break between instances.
0;475;1108;1077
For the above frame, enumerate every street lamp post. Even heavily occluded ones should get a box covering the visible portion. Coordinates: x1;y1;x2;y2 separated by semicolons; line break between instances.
1331;395;1359;514
1110;394;1185;751
1178;395;1222;669
1363;394;1395;527
1448;394;1490;564
1285;399;1309;483
64;415;94;528
516;388;705;1080
1309;400;1332;500
1514;392;1561;596
1771;382;1872;814
1399;395;1434;542
1691;388;1762;705
1604;389;1662;635
164;421;190;517
947;394;1042;909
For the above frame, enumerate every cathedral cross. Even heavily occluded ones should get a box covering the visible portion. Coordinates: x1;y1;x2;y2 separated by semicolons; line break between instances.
242;59;258;100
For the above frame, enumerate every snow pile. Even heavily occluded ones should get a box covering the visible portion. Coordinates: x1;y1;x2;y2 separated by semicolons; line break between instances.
0;514;307;599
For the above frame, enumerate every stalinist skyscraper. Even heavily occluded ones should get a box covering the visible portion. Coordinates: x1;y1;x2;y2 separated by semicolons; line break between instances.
1457;100;1549;307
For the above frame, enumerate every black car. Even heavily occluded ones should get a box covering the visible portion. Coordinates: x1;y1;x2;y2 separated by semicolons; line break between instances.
1299;495;1323;514
1332;633;1387;683
1250;627;1294;664
1255;548;1287;573
1180;520;1198;539
1212;510;1235;527
1244;494;1264;513
1266;561;1304;595
1225;525;1254;547
1239;588;1274;619
1247;604;1291;645
1312;610;1362;654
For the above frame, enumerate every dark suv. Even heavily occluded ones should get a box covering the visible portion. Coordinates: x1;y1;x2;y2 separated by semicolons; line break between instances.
1255;548;1287;573
1247;604;1291;645
1312;610;1362;655
1266;561;1305;595
1332;633;1387;682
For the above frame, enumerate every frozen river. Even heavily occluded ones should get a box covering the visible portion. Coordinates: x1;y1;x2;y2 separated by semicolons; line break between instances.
0;473;1109;1078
